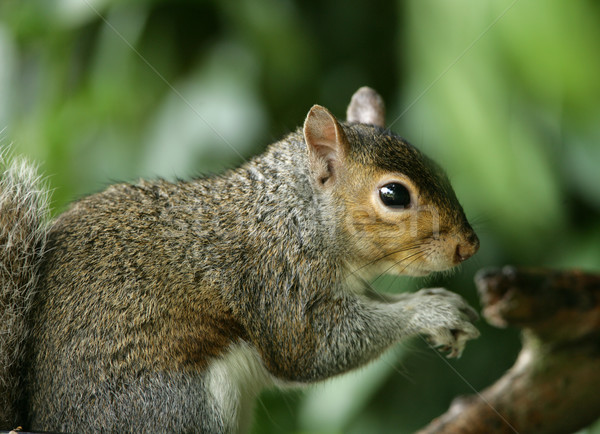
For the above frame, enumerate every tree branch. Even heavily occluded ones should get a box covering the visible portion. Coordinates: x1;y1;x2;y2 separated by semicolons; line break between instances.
418;266;600;434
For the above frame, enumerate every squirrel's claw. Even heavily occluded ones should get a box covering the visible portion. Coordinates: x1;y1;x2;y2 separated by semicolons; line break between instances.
410;288;480;358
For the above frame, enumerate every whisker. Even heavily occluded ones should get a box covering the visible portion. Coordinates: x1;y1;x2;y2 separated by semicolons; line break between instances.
371;250;424;285
346;242;423;279
367;248;432;300
398;250;428;275
383;273;400;295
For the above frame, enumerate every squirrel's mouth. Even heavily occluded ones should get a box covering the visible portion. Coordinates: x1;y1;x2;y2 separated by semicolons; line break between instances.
401;267;436;277
384;261;435;277
408;269;432;277
388;255;461;277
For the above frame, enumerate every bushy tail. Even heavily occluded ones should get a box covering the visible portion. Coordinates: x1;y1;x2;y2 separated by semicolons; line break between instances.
0;151;50;427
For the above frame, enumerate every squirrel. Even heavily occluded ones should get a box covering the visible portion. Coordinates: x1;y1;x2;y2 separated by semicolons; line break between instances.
0;87;480;433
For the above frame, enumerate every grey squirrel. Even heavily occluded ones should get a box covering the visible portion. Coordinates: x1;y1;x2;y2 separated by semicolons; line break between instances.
0;87;480;433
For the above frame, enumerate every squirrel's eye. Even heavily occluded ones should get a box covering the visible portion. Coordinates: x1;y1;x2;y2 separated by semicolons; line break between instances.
379;183;411;209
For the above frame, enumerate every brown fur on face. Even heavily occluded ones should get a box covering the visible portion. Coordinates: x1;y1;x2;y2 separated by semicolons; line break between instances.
333;123;478;277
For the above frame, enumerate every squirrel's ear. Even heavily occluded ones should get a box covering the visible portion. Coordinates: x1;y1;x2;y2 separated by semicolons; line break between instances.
304;105;348;187
346;86;385;127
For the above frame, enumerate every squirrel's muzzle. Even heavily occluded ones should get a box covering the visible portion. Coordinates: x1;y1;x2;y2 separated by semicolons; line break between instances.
454;230;480;263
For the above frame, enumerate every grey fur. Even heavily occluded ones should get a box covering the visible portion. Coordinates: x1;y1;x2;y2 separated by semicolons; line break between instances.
0;151;49;427
346;86;386;127
0;88;479;433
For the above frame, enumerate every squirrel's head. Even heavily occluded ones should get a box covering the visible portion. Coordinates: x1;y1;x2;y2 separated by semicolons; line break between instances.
303;87;479;277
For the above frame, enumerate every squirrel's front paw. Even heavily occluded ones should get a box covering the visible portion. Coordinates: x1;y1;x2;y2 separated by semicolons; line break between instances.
407;288;480;358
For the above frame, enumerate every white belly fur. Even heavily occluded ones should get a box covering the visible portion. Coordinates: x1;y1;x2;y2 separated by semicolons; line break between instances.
205;341;276;433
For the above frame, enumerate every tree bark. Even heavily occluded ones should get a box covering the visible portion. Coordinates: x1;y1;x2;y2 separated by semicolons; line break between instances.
418;266;600;434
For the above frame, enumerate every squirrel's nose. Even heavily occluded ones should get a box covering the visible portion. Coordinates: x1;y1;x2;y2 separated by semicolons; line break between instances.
454;231;479;263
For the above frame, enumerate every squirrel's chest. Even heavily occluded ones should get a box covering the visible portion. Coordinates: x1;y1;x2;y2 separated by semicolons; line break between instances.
204;341;277;432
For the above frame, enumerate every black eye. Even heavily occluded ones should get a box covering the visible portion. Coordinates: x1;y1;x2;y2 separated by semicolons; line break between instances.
379;183;411;208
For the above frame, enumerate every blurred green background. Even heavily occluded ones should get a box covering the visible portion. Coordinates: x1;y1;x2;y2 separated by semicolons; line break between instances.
1;0;599;432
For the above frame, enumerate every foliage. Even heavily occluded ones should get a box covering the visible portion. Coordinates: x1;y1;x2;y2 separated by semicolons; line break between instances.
1;0;599;432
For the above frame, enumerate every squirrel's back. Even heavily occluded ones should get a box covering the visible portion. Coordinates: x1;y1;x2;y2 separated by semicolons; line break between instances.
0;153;49;427
0;87;481;432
